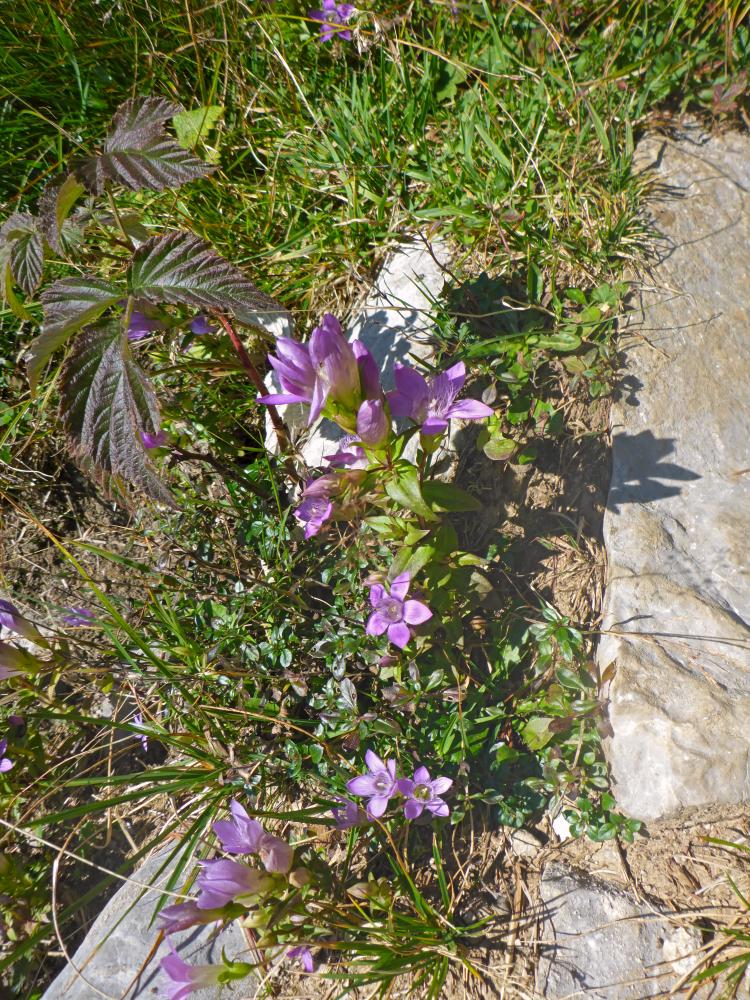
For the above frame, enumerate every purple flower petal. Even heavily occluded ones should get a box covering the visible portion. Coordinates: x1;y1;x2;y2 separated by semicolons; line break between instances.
259;833;293;874
257;392;310;406
444;361;466;390
402;600;432;626
447;399;495;421
366;611;389;637
427;799;450;817
365;748;386;773
347;774;378;797
431;777;453;795
389;572;411;602
393;364;429;414
0;759;13;772
404;798;424;820
413;765;431;784
396;778;414;795
369;584;385;608
367;795;389;818
387;622;411;649
420;416;449;437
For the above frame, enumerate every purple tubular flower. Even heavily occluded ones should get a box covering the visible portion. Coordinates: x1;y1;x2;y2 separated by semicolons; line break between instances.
62;607;95;627
388;361;494;437
189;314;216;336
309;314;361;421
366;572;432;650
295;474;339;539
0;600;45;646
132;713;149;753
352;341;381;400
258;337;317;413
288;945;314;973
157;900;221;934
195;858;273;910
213;800;293;873
140;429;168;449
346;749;398;819
331;797;368;830
127;310;162;341
310;0;354;41
396;766;452;819
0;738;13;773
356;399;389;448
161;945;223;1000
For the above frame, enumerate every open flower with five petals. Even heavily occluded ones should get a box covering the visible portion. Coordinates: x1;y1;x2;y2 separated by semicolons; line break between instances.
366;572;431;649
346;749;398;818
388;361;493;438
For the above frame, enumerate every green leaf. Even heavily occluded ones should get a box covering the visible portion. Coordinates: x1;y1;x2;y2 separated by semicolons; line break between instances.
173;105;224;148
422;480;482;512
522;716;555;750
385;465;437;521
483;435;516;461
38;174;85;254
1;260;33;321
76;96;215;194
535;329;581;352
0;213;43;295
28;276;123;389
129;231;288;332
59;318;173;504
434;63;468;103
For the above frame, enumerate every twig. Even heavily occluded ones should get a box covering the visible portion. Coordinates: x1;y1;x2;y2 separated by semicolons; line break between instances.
214;313;292;455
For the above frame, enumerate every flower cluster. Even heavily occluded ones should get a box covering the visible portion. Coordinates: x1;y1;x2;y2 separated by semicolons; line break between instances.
309;0;354;42
159;800;300;998
342;749;452;821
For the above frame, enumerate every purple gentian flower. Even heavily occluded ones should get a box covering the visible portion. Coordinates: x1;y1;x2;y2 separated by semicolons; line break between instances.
257;337;317;413
0;600;45;646
140;429;168;449
295;477;335;539
127;310;162;341
310;0;354;41
388;361;494;437
195;858;273;910
0;738;13;773
189;314;216;335
331;797;368;830
346;749;398;819
288;945;314;972
132;713;149;753
213;799;293;873
397;766;452;819
157;900;221;934
356;399;389;448
366;572;432;649
63;607;95;627
308;314;360;422
161;945;223;1000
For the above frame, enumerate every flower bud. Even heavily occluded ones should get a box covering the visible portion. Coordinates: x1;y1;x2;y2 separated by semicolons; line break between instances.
356;399;389;448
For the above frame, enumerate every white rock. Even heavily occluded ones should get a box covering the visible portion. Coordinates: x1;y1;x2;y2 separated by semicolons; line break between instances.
599;126;750;821
537;863;703;998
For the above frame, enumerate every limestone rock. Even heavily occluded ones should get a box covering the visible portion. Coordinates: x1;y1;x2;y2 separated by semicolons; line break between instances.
537;863;702;998
599;125;750;821
42;850;256;1000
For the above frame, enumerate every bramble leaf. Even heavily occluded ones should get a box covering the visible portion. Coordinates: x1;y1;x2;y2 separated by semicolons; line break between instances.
0;213;43;295
28;276;124;388
60;318;173;505
76;96;214;194
38;175;86;254
128;231;288;331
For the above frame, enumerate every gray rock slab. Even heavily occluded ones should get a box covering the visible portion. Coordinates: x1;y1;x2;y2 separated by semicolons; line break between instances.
537;863;702;998
599;126;750;821
265;238;451;468
42;850;256;1000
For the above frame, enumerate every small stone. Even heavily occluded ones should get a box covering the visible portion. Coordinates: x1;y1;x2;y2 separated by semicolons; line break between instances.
509;827;544;857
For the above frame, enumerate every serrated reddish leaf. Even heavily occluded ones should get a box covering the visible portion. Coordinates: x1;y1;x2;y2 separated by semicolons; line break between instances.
60;318;173;505
76;96;214;194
